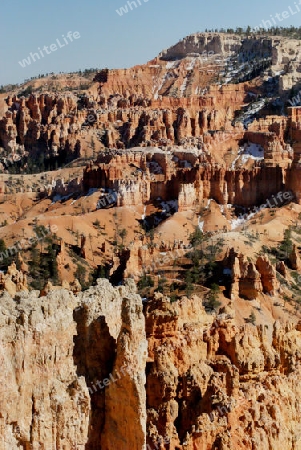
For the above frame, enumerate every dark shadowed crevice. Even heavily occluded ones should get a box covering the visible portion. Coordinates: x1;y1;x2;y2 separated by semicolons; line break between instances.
73;308;117;449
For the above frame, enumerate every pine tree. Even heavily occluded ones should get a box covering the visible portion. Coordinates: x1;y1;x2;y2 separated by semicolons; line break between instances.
90;137;96;158
185;271;194;298
119;228;127;247
206;284;221;311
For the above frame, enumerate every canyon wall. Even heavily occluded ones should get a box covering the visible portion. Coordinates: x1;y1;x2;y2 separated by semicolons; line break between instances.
77;107;301;209
1;33;301;168
1;279;301;449
82;151;287;210
145;294;301;450
0;279;147;450
158;33;269;61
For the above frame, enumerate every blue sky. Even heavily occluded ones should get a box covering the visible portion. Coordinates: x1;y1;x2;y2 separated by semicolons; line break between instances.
1;0;301;86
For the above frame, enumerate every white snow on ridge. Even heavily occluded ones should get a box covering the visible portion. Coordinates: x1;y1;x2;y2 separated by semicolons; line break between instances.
185;57;197;71
242;142;264;159
230;211;256;230
273;70;284;76
231;142;264;169
180;77;188;95
166;61;178;69
242;99;265;127
153;72;170;100
241;144;264;164
142;205;146;220
198;220;204;231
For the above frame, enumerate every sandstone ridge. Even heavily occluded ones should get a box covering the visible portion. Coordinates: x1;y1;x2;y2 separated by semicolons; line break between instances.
1;280;301;449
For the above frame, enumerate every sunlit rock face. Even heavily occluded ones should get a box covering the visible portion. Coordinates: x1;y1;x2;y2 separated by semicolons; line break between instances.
144;294;301;449
1;279;301;449
0;279;147;450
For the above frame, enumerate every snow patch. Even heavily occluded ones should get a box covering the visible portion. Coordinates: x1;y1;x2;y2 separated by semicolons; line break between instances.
142;205;146;220
230;211;256;230
198;216;204;231
185;57;197;71
166;61;178;69
180;77;188;95
231;142;264;169
154;71;171;99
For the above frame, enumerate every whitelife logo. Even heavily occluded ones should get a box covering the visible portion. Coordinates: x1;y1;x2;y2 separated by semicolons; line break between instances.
18;31;81;68
288;88;301;107
116;0;150;16
252;0;301;31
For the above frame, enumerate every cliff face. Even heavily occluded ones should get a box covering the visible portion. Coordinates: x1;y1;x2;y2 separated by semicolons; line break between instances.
1;33;301;187
0;288;89;450
0;90;245;159
0;94;82;159
74;103;301;211
0;279;147;450
145;294;301;450
81;149;288;211
227;249;280;300
1;279;301;450
158;32;267;61
0;34;297;162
